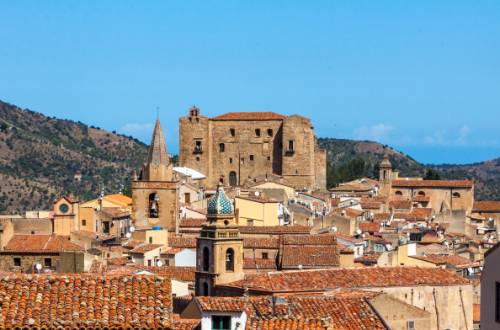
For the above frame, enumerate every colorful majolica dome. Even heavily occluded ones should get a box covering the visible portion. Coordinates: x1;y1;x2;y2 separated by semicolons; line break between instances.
207;185;233;215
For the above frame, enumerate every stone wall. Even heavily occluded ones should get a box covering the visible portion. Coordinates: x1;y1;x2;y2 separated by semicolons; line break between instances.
179;110;326;190
132;181;178;231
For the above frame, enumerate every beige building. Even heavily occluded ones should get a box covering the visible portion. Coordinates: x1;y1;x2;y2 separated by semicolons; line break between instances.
378;155;474;214
234;196;280;226
53;196;79;236
195;186;244;296
132;119;178;231
179;107;326;190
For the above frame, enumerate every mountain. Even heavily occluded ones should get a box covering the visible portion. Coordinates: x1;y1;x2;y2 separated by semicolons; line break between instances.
318;138;500;200
0;100;148;214
0;100;498;214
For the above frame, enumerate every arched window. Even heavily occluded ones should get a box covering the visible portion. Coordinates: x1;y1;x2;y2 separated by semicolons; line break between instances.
202;282;209;296
226;248;234;272
202;247;210;272
229;171;237;187
418;191;426;197
267;128;273;137
395;191;403;196
452;192;461;198
149;193;159;218
219;143;225;152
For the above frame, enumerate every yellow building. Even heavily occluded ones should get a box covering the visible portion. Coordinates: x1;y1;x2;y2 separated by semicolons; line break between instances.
234;196;280;226
53;196;79;236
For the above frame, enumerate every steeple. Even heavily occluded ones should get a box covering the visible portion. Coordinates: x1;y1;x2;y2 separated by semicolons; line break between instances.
141;119;173;181
147;119;170;166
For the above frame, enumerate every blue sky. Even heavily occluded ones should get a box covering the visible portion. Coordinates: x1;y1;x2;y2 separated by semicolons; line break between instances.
1;1;499;164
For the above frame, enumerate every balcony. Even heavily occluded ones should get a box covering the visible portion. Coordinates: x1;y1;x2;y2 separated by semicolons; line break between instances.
193;146;203;154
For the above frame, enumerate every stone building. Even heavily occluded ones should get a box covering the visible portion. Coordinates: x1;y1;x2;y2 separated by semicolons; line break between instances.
195;186;244;296
179;107;326;190
378;155;474;214
132;119;178;231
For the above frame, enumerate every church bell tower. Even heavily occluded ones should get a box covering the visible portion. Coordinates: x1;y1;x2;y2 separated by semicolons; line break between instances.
195;185;244;296
131;119;178;231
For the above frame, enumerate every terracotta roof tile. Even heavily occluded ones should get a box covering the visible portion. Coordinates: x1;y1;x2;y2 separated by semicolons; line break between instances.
244;258;277;270
473;201;500;212
246;318;329;330
179;218;206;227
212;112;286;121
411;254;475;267
224;267;469;293
4;235;84;253
359;222;381;233
196;295;386;329
392;179;473;188
238;225;311;235
244;237;280;249
360;201;382;210
389;199;412;210
0;274;172;329
169;236;197;249
129;243;163;254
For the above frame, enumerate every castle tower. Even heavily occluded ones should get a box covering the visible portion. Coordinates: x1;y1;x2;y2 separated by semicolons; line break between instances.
132;119;178;231
195;185;244;296
378;152;393;197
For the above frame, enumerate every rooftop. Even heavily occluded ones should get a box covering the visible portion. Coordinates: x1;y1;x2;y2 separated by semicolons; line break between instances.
4;234;84;253
212;111;286;121
0;274;172;329
222;267;470;293
392;179;473;188
473;201;500;212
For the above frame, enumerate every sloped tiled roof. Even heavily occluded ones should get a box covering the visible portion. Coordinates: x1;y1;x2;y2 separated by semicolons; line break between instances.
196;295;387;329
281;245;338;268
238;225;311;235
212;112;286;121
244;237;280;249
4;235;84;253
129;243;163;254
169;236;197;249
359;222;381;233
392;179;473;188
473;201;500;212
223;267;469;293
246;318;330;330
0;274;172;329
389;199;412;210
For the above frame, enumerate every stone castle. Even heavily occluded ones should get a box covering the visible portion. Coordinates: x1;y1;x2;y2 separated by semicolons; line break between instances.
179;107;326;190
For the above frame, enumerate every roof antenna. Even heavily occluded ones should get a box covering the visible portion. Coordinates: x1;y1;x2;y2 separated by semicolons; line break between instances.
156;106;160;120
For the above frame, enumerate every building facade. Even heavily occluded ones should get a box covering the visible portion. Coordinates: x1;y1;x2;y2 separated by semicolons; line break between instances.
179;107;326;190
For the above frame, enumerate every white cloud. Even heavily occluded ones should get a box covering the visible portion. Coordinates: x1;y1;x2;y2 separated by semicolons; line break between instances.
423;125;471;146
353;123;393;142
120;123;154;134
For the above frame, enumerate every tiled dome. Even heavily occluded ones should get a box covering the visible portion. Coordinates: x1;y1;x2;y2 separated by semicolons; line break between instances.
207;185;233;215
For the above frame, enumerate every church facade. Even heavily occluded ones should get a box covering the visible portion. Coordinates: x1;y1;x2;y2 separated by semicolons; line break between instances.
179;107;326;190
132;119;178;232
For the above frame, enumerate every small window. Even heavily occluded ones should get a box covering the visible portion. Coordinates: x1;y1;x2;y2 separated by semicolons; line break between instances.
395;191;403;196
226;248;234;272
149;236;153;244
82;219;86;226
407;320;415;330
147;260;152;266
267;156;271;161
247;219;254;226
288;140;294;151
212;315;231;330
44;258;52;268
229;158;233;164
13;257;21;267
418;191;426;197
219;143;225;152
196;156;200;161
453;192;461;198
262;252;268;259
195;140;202;147
267;128;273;137
250;155;254;161
255;128;261;137
230;128;235;137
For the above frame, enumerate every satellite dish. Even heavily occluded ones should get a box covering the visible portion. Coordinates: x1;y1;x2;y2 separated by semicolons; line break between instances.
331;226;338;233
356;229;362;235
35;263;42;271
255;191;260;197
129;226;136;233
125;232;132;239
156;260;163;267
298;264;303;270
